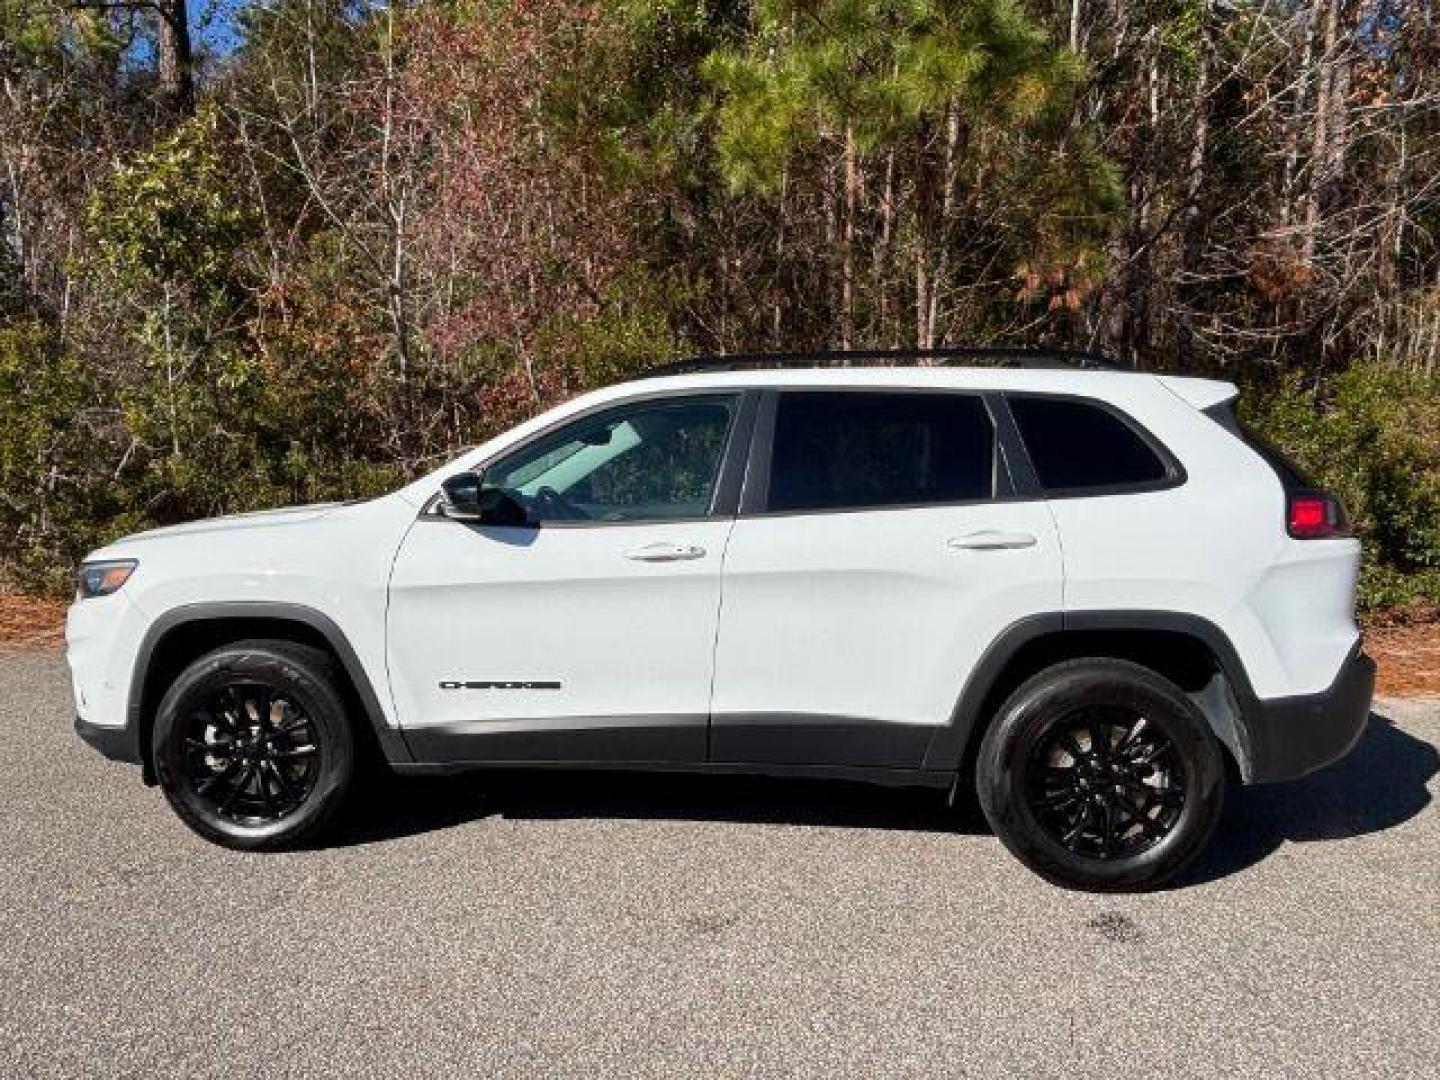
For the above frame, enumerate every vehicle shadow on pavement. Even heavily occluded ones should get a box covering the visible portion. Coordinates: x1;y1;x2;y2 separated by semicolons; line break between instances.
334;770;984;848
1176;711;1438;888
333;712;1437;887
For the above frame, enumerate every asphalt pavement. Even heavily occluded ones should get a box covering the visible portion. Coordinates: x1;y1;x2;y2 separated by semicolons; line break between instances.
1;651;1436;1078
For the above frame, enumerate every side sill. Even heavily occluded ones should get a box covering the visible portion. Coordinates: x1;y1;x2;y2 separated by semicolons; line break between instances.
390;759;957;790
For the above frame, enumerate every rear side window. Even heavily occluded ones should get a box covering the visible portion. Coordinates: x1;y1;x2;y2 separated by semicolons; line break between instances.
1009;396;1171;492
767;391;994;512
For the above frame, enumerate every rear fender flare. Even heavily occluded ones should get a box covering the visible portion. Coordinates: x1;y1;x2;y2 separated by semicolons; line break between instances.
922;610;1260;776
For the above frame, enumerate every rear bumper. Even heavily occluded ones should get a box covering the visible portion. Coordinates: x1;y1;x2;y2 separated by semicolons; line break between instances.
1241;645;1375;784
75;714;142;766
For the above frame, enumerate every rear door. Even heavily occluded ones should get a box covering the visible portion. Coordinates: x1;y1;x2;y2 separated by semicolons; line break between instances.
709;389;1063;768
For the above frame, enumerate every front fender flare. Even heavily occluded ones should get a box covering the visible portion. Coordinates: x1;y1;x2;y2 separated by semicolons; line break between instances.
128;601;414;780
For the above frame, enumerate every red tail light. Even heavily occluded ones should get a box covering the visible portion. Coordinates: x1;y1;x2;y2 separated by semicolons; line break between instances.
1287;491;1349;539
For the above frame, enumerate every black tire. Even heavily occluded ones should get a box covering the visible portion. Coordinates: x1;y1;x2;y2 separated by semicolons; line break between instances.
152;639;356;850
976;658;1225;892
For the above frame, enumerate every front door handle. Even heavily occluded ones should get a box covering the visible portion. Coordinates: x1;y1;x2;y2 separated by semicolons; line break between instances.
624;542;707;562
947;531;1038;551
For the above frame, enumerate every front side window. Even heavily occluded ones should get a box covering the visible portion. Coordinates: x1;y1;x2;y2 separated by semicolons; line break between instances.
766;391;995;513
482;395;738;524
1009;396;1171;492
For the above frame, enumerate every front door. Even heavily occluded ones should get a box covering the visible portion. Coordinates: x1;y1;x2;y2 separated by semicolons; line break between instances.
387;391;746;764
710;389;1063;768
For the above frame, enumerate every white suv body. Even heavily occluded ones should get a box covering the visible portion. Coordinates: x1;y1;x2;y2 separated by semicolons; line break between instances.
68;361;1374;890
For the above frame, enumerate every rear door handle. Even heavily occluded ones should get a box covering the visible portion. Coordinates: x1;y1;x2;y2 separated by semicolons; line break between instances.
624;542;707;562
947;531;1038;551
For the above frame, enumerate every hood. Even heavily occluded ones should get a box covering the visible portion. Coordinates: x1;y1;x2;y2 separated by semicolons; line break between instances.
120;502;346;544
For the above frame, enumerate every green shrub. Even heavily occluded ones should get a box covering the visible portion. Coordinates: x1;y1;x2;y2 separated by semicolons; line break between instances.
1244;361;1440;610
0;323;125;592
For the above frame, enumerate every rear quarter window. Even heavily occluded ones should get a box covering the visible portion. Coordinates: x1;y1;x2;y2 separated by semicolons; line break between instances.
1009;396;1174;493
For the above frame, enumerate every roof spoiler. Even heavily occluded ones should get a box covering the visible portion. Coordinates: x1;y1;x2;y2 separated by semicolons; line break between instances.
1157;375;1238;412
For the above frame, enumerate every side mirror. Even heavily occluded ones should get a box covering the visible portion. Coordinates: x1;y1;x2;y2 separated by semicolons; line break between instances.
439;471;530;527
439;472;484;521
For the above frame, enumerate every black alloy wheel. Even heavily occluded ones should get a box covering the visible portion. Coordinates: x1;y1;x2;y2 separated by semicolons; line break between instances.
153;640;356;850
180;682;321;825
977;658;1226;892
1024;707;1186;861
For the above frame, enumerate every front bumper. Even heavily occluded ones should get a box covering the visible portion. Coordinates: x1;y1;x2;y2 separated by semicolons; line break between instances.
75;714;142;765
1241;645;1375;784
68;589;156;782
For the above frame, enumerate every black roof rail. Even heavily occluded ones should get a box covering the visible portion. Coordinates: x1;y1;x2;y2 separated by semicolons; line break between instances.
639;346;1122;379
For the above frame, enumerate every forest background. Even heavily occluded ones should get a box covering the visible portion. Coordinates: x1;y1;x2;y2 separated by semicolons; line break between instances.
2;1;1438;611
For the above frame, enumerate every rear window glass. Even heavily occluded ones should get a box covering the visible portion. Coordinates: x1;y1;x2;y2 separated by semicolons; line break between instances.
767;391;994;512
1010;396;1170;491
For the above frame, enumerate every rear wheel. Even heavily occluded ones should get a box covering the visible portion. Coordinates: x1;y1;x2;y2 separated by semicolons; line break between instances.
152;640;355;850
977;659;1225;892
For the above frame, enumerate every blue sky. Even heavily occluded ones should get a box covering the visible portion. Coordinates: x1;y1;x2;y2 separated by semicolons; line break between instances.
195;0;248;57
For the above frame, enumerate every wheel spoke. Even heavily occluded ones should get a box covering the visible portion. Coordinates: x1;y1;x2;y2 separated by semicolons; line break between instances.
1154;785;1185;807
185;736;233;757
1096;798;1116;857
217;762;256;815
276;715;311;737
1129;740;1171;767
1060;800;1094;849
217;688;245;731
272;744;317;760
245;687;272;728
255;764;281;814
267;758;296;796
1038;787;1081;810
1118;775;1158;799
1118;716;1148;749
195;762;238;798
1120;798;1164;838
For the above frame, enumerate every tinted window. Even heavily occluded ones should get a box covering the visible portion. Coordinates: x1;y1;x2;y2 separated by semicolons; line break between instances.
1009;396;1170;491
485;395;736;523
767;392;994;512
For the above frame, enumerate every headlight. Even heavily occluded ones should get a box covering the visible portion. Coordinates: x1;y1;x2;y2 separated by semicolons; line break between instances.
75;559;137;599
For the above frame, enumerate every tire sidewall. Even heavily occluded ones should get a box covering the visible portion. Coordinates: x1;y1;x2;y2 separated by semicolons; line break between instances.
153;645;354;850
979;663;1225;892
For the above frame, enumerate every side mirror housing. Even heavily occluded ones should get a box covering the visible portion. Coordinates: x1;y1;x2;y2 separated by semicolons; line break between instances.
438;472;528;526
439;472;484;521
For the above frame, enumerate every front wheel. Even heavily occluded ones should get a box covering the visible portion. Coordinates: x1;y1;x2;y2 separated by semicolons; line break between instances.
152;640;356;850
977;659;1225;892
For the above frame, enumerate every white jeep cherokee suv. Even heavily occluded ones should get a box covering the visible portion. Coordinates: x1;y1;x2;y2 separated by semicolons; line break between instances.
68;352;1374;891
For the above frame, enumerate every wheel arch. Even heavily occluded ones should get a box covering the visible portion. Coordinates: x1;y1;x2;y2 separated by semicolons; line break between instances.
924;611;1261;781
128;602;412;784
